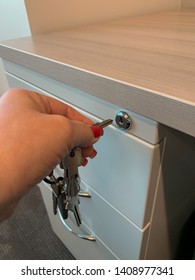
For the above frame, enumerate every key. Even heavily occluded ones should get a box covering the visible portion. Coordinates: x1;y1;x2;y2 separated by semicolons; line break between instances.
56;177;68;219
51;176;68;219
47;174;59;216
57;190;68;219
61;147;83;225
52;192;58;215
68;196;82;226
62;147;82;197
95;119;113;128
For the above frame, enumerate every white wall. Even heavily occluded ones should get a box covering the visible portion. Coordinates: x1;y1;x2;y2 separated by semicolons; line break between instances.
180;0;195;9
0;0;31;95
25;0;180;35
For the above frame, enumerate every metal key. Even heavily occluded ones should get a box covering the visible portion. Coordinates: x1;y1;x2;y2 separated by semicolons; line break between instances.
57;190;68;219
62;147;82;197
68;196;82;226
95;119;113;128
51;176;68;219
56;177;68;219
61;147;83;225
52;192;58;215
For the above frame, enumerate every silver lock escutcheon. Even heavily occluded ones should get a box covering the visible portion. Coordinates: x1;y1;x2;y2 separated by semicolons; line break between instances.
115;111;132;130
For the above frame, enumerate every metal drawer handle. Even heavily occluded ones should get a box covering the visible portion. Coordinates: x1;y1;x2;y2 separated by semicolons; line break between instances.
78;191;91;198
59;210;96;241
59;190;96;241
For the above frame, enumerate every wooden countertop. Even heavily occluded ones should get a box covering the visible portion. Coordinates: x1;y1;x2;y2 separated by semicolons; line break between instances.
0;10;195;137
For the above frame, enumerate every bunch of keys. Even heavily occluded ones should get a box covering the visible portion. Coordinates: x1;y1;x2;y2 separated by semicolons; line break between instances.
44;119;112;226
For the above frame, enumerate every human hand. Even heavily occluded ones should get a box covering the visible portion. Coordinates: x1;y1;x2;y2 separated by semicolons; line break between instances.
0;89;103;221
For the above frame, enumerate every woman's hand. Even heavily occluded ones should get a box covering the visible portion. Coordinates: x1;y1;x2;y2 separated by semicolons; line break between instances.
0;88;103;221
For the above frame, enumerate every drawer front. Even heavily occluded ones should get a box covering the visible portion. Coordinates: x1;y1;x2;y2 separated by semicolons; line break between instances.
39;181;117;260
6;74;163;228
80;129;163;228
4;61;166;144
40;178;149;260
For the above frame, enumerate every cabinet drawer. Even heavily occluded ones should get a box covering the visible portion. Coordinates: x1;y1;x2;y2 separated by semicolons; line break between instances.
39;181;117;260
79;180;150;259
6;73;163;228
39;179;149;260
4;61;166;144
80;129;163;228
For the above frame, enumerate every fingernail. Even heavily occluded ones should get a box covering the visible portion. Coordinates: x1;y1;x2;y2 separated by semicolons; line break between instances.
90;125;104;138
89;150;97;159
82;158;88;167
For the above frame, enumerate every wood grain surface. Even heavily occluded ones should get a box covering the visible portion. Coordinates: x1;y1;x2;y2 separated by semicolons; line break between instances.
0;10;195;136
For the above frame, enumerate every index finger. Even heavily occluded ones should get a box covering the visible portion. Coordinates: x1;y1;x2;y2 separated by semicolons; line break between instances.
40;93;93;125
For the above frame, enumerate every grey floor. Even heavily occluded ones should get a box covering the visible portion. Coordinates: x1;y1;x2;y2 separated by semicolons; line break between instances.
0;186;75;260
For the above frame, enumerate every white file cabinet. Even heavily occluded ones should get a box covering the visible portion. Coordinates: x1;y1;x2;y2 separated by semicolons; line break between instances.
2;60;195;259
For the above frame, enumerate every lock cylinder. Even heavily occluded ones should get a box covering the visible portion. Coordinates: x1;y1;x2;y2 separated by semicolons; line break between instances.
115;111;132;130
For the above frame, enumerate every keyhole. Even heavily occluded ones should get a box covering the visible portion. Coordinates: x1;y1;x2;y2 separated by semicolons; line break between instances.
118;117;124;126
